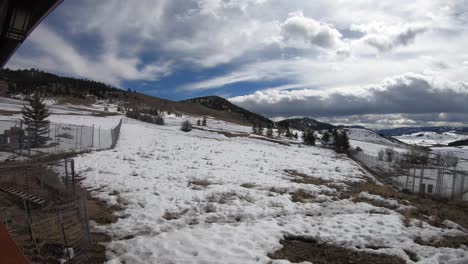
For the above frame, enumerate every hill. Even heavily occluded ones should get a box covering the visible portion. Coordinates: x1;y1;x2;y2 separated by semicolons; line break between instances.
183;96;274;126
378;126;468;137
0;69;261;126
277;117;335;131
0;68;122;100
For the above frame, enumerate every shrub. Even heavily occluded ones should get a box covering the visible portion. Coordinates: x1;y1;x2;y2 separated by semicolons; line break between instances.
155;115;165;125
140;114;154;123
181;120;192;132
126;110;141;119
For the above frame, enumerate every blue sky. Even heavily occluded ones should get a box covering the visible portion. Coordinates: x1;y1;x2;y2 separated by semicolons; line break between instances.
7;0;468;128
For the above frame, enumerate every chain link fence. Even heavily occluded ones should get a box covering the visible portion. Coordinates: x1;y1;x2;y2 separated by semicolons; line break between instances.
0;119;123;160
352;150;468;200
0;159;92;263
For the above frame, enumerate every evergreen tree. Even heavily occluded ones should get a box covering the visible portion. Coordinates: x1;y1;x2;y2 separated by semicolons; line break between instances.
197;119;201;126
155;115;165;125
333;130;350;153
21;92;50;147
302;129;315;145
285;128;292;138
293;132;298;140
321;131;331;146
277;127;283;137
252;124;258;134
266;125;273;137
181;120;192;132
258;124;264;135
202;116;207;126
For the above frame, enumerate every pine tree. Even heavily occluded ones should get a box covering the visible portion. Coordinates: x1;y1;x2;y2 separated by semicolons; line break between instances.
277;127;284;137
333;130;350;153
258;124;264;135
197;120;201;126
341;131;350;152
266;125;273;137
293;132;298;140
302;129;315;145
22;92;50;147
321;131;331;146
181;120;192;132
285;128;292;138
252;124;258;134
202;116;207;126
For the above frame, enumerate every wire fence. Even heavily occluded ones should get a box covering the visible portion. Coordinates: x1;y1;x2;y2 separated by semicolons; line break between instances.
351;150;468;200
0;159;92;263
0;119;123;159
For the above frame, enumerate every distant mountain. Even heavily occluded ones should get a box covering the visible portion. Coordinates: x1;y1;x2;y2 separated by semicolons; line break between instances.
277;117;335;131
183;96;274;126
378;126;468;137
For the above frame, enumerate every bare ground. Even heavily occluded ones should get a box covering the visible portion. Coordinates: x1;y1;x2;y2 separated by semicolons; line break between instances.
269;236;405;264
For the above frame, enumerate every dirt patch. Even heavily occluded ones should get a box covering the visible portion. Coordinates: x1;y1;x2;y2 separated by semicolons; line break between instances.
85;197;115;263
193;127;247;138
284;169;334;186
0;109;19;116
414;235;468;248
347;181;468;230
269;236;406;264
86;198;116;225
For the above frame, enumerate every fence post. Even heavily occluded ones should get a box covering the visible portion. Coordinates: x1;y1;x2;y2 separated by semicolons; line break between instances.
59;210;70;260
82;199;92;243
71;159;76;203
65;159;69;198
80;125;84;152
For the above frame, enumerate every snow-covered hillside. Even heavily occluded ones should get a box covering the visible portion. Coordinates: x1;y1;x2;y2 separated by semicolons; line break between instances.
346;128;409;156
347;128;396;146
71;117;467;264
1;97;467;263
396;132;468;146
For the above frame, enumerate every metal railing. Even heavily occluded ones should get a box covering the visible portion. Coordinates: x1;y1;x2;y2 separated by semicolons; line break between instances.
0;119;123;159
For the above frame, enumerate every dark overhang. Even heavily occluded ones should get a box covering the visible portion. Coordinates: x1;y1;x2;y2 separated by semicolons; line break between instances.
0;0;63;68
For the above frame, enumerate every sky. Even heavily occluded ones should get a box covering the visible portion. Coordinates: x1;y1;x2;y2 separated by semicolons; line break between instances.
6;0;468;128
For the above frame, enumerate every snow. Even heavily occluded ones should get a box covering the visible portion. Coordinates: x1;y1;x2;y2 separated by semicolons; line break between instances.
74;118;468;264
396;131;468;146
350;140;408;156
347;128;395;146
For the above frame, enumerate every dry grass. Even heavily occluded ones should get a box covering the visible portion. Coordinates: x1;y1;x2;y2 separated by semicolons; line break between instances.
291;189;316;203
403;209;415;227
162;210;181;220
284;169;335;187
188;178;211;189
269;236;406;264
116;194;129;206
414;235;468;248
